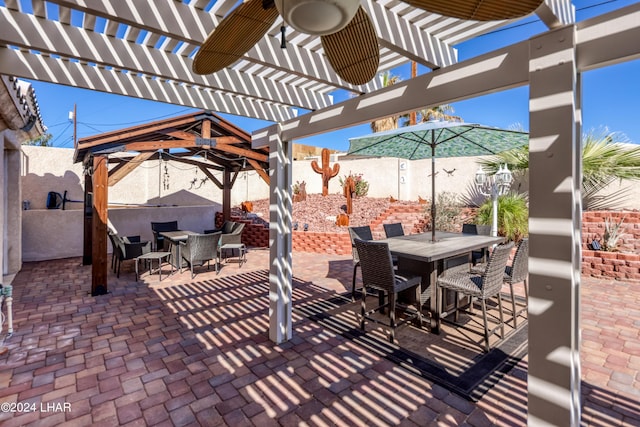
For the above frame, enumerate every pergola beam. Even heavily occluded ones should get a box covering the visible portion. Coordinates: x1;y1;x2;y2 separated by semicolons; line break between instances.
197;166;223;189
0;47;294;123
247;158;270;185
0;6;332;111
253;41;530;145
362;0;457;69
252;3;640;145
108;152;155;187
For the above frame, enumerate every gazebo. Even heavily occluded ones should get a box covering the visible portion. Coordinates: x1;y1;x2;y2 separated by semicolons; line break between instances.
73;110;269;296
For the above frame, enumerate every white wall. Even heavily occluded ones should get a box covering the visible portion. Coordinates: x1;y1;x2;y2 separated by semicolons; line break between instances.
19;146;639;261
22;205;216;262
21;146;270;210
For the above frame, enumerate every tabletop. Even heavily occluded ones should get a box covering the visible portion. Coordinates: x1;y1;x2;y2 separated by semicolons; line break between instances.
159;230;198;242
379;231;504;263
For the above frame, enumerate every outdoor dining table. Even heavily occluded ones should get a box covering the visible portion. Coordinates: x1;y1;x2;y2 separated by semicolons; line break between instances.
379;231;504;333
159;230;198;273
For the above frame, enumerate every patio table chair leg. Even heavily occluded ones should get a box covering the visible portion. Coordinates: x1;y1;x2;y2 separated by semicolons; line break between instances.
414;285;423;327
481;299;490;352
389;292;396;343
360;286;367;330
351;263;359;301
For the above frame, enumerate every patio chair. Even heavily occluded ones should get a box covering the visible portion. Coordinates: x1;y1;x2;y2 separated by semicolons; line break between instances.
470;238;529;328
354;238;422;343
108;228;144;273
383;222;405;238
204;220;236;235
108;229;152;278
462;223;491;265
504;238;529;328
180;232;221;278
436;241;514;352
348;225;373;301
151;221;179;251
219;223;246;262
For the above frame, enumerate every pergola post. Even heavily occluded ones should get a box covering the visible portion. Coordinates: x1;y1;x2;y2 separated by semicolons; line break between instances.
268;129;292;343
91;155;109;296
527;25;582;425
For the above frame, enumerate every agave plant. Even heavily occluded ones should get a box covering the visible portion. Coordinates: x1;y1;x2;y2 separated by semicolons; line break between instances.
602;216;626;251
478;129;640;210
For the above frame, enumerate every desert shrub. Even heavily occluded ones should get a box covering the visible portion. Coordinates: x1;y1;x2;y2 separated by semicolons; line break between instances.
424;192;462;232
339;172;369;197
476;192;528;242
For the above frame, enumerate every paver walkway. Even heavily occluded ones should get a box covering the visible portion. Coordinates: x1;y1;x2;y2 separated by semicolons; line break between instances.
0;248;637;426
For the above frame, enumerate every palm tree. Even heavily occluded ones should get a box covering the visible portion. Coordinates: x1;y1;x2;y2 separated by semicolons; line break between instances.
401;104;463;126
479;129;640;209
418;104;463;123
370;71;401;133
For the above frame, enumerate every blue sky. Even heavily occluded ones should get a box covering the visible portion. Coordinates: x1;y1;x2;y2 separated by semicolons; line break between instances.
26;0;639;151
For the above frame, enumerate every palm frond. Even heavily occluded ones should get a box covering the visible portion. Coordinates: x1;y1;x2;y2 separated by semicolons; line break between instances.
478;128;640;209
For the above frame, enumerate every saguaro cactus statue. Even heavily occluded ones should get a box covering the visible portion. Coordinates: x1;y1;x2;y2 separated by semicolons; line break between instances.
311;148;339;196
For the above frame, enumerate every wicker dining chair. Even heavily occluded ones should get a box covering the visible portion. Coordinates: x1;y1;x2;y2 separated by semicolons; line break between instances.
218;222;246;261
348;226;373;301
354;238;423;343
505;238;529;328
436;241;514;352
108;229;152;278
151;221;179;251
470;238;529;328
462;223;491;265
383;222;405;238
180;232;221;279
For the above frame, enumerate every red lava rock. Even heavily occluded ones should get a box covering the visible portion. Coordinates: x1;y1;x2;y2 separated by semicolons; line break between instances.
236;194;423;233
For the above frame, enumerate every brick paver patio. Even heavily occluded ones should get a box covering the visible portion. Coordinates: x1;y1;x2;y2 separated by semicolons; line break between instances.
0;248;638;426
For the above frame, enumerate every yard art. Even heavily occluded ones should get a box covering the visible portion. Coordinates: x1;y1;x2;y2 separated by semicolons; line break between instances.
311;148;339;196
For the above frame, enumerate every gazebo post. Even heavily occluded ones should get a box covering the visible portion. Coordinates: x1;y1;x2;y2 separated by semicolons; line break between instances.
91;154;109;296
82;169;92;265
222;168;231;220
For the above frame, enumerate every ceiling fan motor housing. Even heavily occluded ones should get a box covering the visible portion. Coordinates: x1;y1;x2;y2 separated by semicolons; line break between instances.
275;0;360;35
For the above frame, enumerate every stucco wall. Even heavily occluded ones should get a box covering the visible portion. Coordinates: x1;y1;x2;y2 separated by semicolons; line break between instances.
22;205;217;262
21;146;269;209
19;146;640;262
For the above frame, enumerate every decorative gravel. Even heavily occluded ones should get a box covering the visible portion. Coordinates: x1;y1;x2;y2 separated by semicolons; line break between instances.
234;193;426;233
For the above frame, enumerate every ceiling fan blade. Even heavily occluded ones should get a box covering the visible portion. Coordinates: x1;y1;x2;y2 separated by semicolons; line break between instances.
321;7;379;86
193;0;278;75
404;0;544;21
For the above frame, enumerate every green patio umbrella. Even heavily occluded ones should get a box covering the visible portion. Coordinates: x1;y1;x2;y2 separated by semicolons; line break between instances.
347;120;528;242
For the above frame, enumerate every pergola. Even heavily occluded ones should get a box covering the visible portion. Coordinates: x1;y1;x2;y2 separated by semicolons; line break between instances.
72;110;269;295
2;0;640;424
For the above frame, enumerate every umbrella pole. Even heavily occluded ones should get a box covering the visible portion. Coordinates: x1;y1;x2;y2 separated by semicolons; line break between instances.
431;146;436;242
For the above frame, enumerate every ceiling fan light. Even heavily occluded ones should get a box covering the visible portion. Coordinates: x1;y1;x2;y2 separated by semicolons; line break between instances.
275;0;360;36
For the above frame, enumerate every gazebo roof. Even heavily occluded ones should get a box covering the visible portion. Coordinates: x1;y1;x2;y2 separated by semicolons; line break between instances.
74;110;269;185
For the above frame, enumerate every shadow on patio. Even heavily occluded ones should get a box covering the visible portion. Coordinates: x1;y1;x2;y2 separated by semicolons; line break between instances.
0;250;637;426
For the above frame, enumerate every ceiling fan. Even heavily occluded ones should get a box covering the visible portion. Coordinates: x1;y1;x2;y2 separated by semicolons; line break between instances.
192;0;544;86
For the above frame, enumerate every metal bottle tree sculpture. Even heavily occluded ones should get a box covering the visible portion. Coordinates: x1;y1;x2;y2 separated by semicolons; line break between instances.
343;176;356;214
336;175;356;227
311;148;339;196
